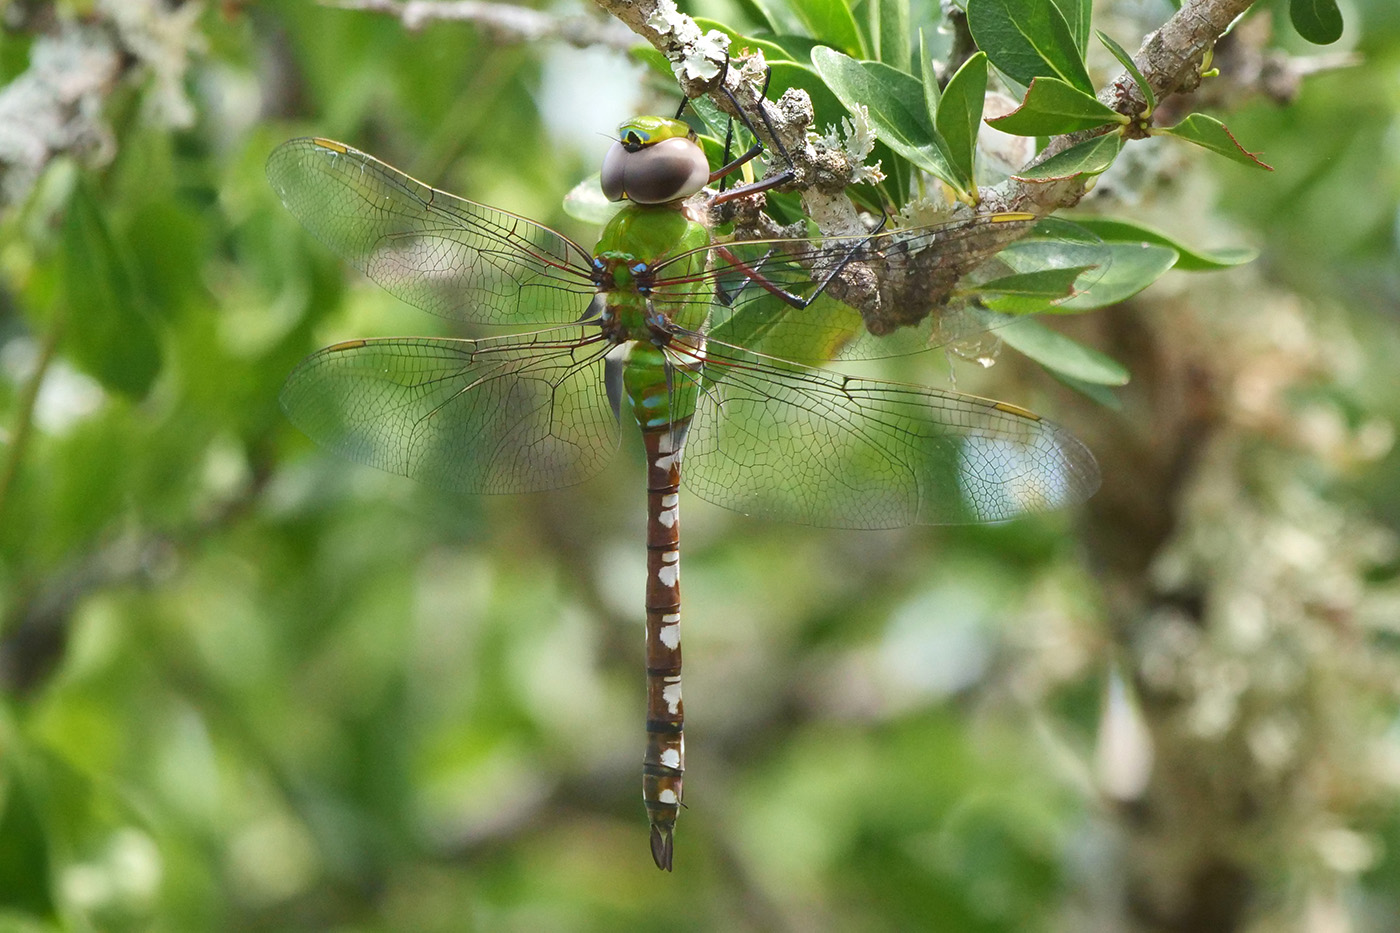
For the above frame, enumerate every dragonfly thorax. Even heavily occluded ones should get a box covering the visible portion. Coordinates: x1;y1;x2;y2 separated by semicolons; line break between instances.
601;116;709;205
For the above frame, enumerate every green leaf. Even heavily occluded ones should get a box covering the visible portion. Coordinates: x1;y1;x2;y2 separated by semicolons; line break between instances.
694;19;795;61
1051;371;1124;408
871;0;911;70
1071;217;1258;271
1095;30;1154;115
60;178;162;399
1158;113;1274;170
986;77;1125;136
979;266;1099;314
1050;0;1091;53
1054;243;1180;310
1289;0;1344;44
998;318;1130;385
795;0;866;57
1013;132;1121;181
936;52;988;197
811;47;964;193
966;0;1094;95
918;27;941;120
562;174;624;226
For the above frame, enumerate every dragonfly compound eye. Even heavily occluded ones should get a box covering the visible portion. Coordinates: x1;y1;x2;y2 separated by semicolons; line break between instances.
600;136;710;205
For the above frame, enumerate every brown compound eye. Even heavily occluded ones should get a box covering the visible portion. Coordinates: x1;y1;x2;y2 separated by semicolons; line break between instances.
600;136;710;205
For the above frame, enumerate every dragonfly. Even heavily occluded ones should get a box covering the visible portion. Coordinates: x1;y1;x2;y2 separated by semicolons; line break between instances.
267;110;1102;871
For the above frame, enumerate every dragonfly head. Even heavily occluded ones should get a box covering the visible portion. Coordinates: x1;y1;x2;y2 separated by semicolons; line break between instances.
602;116;709;206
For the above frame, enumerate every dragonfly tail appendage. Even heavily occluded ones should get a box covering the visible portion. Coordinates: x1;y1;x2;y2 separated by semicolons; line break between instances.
642;423;687;872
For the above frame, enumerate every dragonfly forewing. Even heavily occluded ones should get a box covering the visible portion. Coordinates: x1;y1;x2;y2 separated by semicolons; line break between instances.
280;330;619;494
267;138;599;328
680;341;1100;528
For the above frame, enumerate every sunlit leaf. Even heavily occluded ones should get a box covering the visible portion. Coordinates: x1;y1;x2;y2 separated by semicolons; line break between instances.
1070;217;1258;271
937;52;988;198
795;0;866;57
1096;30;1154;114
986;77;1125;136
1012;132;1121;182
812;47;963;191
1158;113;1274;170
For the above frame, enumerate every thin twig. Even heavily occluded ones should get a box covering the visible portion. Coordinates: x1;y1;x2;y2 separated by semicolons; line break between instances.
322;0;635;49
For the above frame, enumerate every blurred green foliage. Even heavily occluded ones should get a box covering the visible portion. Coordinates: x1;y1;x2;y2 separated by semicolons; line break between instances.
0;0;1398;930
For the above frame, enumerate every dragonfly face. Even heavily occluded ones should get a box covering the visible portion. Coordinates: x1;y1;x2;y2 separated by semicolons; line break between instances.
601;116;711;205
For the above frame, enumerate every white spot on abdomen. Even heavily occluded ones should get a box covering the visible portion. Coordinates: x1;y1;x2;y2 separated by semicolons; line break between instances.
660;623;680;649
663;682;682;713
660;748;681;769
658;564;679;587
659;788;678;804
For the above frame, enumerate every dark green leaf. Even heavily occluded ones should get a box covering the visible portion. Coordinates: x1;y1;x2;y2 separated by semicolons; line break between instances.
986;77;1124;136
1095;30;1154;114
0;756;55;918
998;318;1130;385
811;47;964;192
1290;0;1344;44
1071;217;1258;271
966;0;1094;94
1013;132;1121;181
937;52;987;196
1158;113;1274;170
1054;243;1180;310
60;179;162;399
795;0;866;57
979;266;1098;314
872;0;911;70
919;27;941;121
1050;0;1091;53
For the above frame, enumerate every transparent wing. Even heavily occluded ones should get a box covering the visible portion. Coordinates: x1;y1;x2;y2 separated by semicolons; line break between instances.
654;215;1107;362
267;138;599;326
680;341;1100;528
280;329;618;493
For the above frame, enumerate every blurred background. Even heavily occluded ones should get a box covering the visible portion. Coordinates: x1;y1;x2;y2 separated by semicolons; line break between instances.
1;0;1399;930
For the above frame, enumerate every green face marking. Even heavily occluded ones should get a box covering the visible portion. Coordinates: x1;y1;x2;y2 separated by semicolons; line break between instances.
616;116;695;149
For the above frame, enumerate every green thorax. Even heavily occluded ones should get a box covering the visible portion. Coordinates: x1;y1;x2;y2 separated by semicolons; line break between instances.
595;202;710;338
594;202;710;433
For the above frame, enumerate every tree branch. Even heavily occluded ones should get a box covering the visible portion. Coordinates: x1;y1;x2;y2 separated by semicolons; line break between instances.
322;0;635;49
591;0;1262;336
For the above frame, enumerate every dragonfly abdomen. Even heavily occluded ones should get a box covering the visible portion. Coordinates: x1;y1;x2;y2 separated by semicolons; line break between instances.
642;421;686;872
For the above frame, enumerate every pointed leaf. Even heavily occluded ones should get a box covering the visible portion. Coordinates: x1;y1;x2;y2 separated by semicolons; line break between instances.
918;28;941;121
936;52;988;197
872;0;911;70
966;0;1094;95
60;179;162;399
979;266;1099;314
1289;0;1344;45
1071;217;1257;271
1158;113;1274;170
986;77;1125;136
1096;30;1154;114
1051;0;1092;53
1013;132;1121;181
998;318;1130;385
1052;372;1124;408
1054;243;1180;310
812;47;964;192
795;0;866;57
